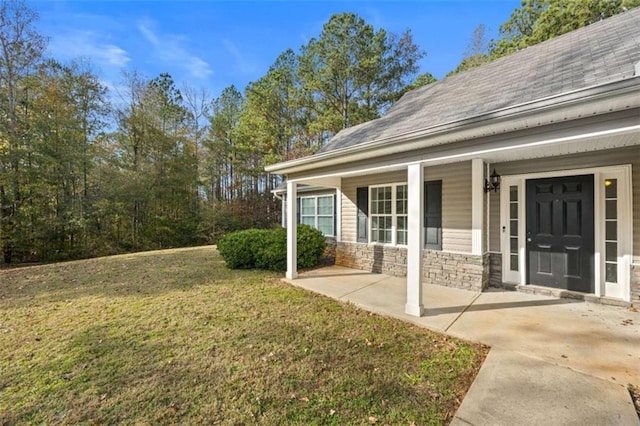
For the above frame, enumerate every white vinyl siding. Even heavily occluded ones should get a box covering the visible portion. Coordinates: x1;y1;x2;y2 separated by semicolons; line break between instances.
427;162;472;253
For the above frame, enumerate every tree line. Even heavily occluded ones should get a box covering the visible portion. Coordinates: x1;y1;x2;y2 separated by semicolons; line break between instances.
1;0;635;264
0;2;427;264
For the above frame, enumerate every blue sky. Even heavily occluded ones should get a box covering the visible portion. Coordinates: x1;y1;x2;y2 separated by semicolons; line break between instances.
32;1;520;98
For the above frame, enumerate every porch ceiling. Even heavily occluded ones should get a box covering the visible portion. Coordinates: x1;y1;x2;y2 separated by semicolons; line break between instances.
450;127;639;166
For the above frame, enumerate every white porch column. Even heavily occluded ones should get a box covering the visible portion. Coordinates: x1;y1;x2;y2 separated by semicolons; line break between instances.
471;158;484;256
335;183;342;242
281;194;286;228
405;163;425;317
286;180;298;279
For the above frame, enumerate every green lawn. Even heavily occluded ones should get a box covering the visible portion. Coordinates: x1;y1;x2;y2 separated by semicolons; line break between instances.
0;246;486;425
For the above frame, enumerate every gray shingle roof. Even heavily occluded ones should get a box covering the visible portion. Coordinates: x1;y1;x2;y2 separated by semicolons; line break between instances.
319;7;640;153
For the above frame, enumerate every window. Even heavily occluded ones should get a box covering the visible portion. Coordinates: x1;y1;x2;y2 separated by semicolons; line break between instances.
300;197;316;227
508;185;519;271
371;186;392;243
604;179;618;283
396;185;408;245
317;196;334;236
370;184;407;245
298;195;334;236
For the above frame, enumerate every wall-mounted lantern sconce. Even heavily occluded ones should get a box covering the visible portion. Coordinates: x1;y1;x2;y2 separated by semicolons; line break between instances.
484;169;501;193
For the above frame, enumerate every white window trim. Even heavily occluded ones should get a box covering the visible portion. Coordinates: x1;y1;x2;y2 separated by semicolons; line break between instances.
299;195;335;237
369;182;408;247
500;165;632;302
601;168;632;300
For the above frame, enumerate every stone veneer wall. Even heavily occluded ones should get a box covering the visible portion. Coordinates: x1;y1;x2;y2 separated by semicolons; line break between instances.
335;242;407;276
322;237;337;263
422;250;489;291
335;241;488;291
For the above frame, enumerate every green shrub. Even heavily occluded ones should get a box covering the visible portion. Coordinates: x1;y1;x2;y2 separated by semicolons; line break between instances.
217;224;326;271
296;224;326;269
217;228;270;269
255;227;287;271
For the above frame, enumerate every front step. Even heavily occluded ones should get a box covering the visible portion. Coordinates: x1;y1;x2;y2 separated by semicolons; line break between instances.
493;282;633;309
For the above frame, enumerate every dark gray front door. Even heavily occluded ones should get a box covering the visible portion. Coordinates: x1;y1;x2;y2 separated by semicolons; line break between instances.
526;175;594;292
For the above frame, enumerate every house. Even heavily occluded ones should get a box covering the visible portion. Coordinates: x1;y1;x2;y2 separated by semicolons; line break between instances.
265;8;640;316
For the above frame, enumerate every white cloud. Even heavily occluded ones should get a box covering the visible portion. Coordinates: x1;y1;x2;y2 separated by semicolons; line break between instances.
137;18;213;80
185;57;213;80
137;19;160;46
102;44;131;67
49;30;131;68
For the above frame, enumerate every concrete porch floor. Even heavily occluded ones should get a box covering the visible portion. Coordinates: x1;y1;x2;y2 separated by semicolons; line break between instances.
286;265;640;425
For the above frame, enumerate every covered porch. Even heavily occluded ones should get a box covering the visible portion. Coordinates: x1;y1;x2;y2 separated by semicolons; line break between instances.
286;265;640;387
281;115;640;315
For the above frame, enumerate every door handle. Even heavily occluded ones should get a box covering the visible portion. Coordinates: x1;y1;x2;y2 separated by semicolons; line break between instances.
527;238;532;242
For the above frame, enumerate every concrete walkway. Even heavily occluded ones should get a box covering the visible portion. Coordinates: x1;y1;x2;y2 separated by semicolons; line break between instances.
286;266;640;425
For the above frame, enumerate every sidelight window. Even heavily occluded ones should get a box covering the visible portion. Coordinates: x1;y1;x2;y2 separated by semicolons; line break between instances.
604;179;618;283
509;185;519;271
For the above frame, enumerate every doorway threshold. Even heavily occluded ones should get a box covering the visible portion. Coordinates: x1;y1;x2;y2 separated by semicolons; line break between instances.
493;282;632;309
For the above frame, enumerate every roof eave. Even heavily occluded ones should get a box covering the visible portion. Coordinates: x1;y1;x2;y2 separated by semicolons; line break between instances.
265;77;640;175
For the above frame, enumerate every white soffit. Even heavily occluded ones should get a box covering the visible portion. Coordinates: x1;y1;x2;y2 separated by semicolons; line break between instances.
476;131;639;164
